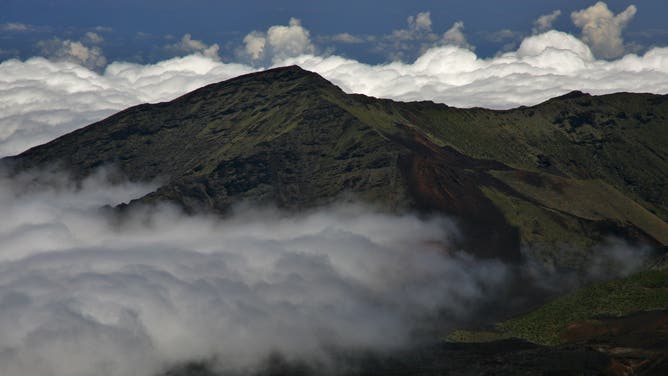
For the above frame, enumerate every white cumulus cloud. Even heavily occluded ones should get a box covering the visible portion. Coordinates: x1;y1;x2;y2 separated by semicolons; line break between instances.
331;32;365;44
287;30;667;108
243;18;315;63
442;21;473;50
382;12;438;59
166;33;221;61
533;10;562;34
408;11;433;33
37;38;107;70
1;22;30;32
84;31;104;45
571;1;637;59
243;32;267;60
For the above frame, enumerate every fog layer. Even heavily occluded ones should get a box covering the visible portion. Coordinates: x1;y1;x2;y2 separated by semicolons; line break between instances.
0;169;515;376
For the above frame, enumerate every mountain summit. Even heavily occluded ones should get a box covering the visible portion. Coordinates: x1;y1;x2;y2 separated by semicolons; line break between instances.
5;65;668;263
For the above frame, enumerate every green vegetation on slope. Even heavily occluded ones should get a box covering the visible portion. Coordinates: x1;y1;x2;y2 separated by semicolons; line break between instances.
447;267;668;347
498;268;668;345
377;92;668;223
491;170;668;245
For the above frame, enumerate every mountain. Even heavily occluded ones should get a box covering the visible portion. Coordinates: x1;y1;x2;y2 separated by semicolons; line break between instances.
4;65;667;266
4;65;668;375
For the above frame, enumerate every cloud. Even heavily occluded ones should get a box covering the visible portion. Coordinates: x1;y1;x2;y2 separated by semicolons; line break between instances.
248;10;547;66
378;13;475;60
37;38;107;70
522;238;652;293
379;12;441;60
84;32;104;45
0;167;514;376
485;29;523;44
93;26;113;33
533;10;562;34
571;1;637;59
287;30;668;108
166;33;221;61
1;22;31;32
0;161;652;376
243;18;315;63
391;11;434;41
442;21;473;50
331;33;365;44
267;18;315;58
243;32;267;60
515;30;594;60
408;11;433;33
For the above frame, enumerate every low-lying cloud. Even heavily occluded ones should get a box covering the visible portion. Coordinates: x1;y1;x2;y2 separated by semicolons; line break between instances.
0;166;653;376
0;167;518;376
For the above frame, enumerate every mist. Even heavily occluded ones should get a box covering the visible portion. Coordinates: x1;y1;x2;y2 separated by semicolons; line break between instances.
0;167;520;376
0;166;655;375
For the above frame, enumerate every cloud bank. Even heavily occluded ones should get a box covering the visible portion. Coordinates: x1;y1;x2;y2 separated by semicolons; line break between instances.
0;167;515;376
0;160;652;376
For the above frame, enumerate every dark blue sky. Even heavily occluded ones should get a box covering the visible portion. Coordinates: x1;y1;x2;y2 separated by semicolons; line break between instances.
1;0;667;64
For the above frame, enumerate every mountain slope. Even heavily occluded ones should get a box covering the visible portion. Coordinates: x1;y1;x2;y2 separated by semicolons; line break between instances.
4;65;668;264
